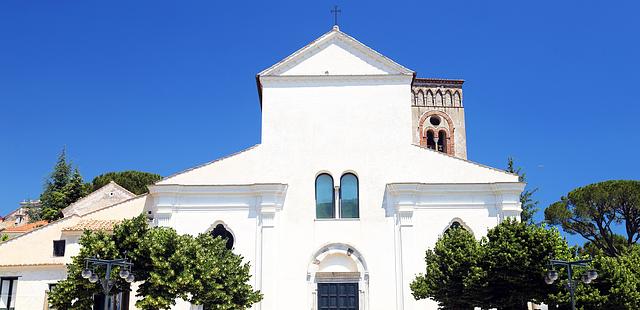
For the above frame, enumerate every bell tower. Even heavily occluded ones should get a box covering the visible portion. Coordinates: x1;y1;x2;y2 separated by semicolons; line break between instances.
411;78;467;159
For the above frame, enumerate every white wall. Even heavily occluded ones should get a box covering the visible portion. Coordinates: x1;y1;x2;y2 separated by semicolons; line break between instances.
0;266;66;310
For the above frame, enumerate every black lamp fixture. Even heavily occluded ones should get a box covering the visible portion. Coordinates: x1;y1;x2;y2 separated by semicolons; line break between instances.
81;256;135;310
545;259;597;310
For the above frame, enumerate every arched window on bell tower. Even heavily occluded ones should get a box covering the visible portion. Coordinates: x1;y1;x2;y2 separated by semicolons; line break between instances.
438;130;447;153
426;130;436;150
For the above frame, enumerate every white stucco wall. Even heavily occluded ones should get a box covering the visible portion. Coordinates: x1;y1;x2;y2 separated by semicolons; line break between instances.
0;266;66;310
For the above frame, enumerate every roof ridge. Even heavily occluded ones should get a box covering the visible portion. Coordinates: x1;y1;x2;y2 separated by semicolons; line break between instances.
258;28;413;77
0;195;147;246
0;215;79;246
410;144;519;178
61;181;137;216
158;144;261;184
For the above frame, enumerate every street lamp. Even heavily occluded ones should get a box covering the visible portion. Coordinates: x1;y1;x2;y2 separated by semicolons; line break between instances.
81;257;134;310
545;259;597;310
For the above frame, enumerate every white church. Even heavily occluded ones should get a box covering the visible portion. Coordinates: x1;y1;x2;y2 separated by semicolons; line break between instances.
0;26;523;310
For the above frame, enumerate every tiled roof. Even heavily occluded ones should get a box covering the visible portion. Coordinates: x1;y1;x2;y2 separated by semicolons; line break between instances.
1;220;48;233
62;219;121;232
0;263;65;267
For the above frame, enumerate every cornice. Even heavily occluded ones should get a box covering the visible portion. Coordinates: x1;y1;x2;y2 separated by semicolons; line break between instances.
413;78;464;87
149;183;288;196
384;182;524;216
260;74;413;87
386;182;524;195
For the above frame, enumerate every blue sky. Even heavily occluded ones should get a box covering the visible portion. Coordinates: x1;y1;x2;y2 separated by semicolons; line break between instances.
1;1;638;246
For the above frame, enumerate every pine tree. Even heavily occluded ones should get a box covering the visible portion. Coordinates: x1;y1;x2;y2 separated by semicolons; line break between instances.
507;157;539;224
64;169;89;206
39;149;89;222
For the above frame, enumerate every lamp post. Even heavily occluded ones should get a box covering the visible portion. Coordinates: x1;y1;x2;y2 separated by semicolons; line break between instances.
81;257;135;310
545;259;597;310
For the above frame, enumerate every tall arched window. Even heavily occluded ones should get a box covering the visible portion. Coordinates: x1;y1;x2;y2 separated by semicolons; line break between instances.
445;221;465;234
211;224;234;250
316;174;335;219
426;130;436;150
438;130;447;153
340;173;359;218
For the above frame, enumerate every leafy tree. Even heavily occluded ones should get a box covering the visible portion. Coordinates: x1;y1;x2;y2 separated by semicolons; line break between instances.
412;220;574;310
506;157;539;224
545;180;640;257
188;233;262;308
49;215;261;310
410;226;485;309
1;234;8;242
91;171;162;195
589;244;640;308
39;149;90;221
482;219;572;309
25;205;43;222
548;245;640;309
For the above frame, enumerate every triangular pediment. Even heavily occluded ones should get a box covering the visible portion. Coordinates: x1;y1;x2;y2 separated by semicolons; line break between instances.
259;27;414;77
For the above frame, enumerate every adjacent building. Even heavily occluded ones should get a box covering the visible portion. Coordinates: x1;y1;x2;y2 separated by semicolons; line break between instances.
0;183;143;309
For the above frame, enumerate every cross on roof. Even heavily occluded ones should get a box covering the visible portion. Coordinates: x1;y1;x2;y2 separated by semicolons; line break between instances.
331;5;341;26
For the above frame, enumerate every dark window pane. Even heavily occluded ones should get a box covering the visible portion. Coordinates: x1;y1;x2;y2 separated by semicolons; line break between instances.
438;130;447;153
53;240;66;257
426;130;436;150
211;224;234;250
317;283;358;310
340;174;359;218
316;174;335;219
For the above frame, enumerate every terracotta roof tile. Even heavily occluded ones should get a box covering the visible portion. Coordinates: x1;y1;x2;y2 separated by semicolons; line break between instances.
0;263;65;267
1;220;49;233
62;219;121;232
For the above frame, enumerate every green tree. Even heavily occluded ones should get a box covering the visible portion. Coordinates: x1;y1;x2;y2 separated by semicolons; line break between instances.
410;226;485;309
49;215;261;310
545;180;640;257
506;157;539;224
482;219;572;309
39;149;90;222
589;245;640;309
1;234;8;242
64;168;90;205
91;171;162;195
412;220;574;310
39;149;72;220
186;234;262;308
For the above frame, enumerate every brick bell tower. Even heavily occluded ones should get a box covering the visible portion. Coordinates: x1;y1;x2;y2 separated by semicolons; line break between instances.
411;78;467;159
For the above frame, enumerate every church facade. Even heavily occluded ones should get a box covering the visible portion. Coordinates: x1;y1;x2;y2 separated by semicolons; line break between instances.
145;26;524;310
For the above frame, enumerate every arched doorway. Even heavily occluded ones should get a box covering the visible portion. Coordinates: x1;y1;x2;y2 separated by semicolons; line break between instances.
307;243;369;310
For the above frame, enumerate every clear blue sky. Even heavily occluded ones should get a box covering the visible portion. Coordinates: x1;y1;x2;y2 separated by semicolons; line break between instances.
1;1;638;246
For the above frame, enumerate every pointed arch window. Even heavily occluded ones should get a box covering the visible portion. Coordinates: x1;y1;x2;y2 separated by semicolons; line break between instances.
316;174;335;219
211;224;234;250
340;173;359;218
